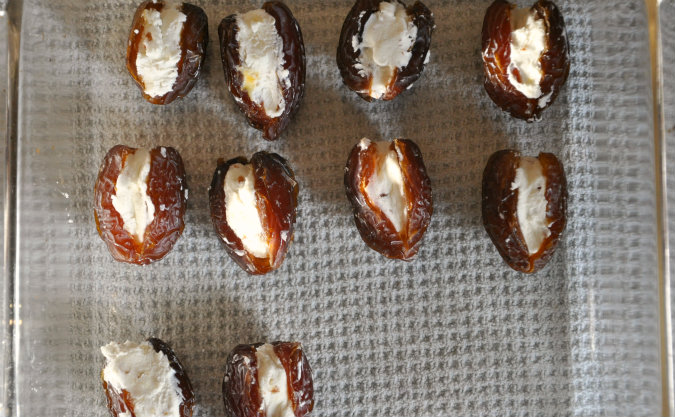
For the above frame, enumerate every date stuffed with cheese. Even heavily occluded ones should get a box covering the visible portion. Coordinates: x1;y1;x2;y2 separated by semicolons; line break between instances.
218;1;306;141
482;149;567;273
94;145;188;265
222;342;314;417
344;138;432;260
209;152;299;274
127;1;208;105
101;338;195;417
481;0;569;120
337;0;434;101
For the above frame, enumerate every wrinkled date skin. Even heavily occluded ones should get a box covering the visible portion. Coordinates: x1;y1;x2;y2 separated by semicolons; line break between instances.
337;0;434;101
481;0;569;120
102;338;195;417
344;139;433;260
218;1;306;141
481;150;567;273
94;145;188;265
222;342;314;417
209;152;299;275
127;0;208;105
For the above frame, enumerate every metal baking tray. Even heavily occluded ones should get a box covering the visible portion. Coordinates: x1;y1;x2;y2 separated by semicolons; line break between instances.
2;0;673;416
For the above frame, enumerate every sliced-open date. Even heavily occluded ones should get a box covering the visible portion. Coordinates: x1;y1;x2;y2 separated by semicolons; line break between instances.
94;145;188;265
482;149;567;273
101;338;195;417
126;0;208;105
209;152;299;274
222;342;314;417
337;0;434;101
344;138;432;260
481;0;569;120
218;1;306;141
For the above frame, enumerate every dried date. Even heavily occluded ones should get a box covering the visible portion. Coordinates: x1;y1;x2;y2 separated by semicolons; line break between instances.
481;149;567;273
94;145;188;265
127;0;208;105
209;152;299;274
481;0;569;120
337;0;434;101
344;138;433;260
222;342;314;417
101;338;195;417
218;1;306;141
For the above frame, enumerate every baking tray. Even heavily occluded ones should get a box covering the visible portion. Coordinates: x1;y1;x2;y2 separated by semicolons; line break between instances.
0;0;671;416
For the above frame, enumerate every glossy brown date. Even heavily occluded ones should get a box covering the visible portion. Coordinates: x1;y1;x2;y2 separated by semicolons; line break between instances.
209;152;299;275
127;0;208;105
218;1;306;141
222;342;314;417
344;138;433;260
481;149;567;273
336;0;434;101
102;338;195;417
481;0;569;120
94;145;188;265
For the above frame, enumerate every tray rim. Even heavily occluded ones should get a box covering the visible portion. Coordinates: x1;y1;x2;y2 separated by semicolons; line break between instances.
646;0;675;415
2;0;22;416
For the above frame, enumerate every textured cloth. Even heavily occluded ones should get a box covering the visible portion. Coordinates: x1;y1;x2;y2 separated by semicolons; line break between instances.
11;1;661;416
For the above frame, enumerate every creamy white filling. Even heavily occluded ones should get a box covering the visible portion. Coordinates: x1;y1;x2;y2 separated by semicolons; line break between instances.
508;7;546;99
111;148;155;242
101;341;183;417
352;1;417;99
224;163;269;258
538;91;553;108
511;157;550;254
236;9;289;118
135;3;187;98
255;344;294;417
363;139;407;232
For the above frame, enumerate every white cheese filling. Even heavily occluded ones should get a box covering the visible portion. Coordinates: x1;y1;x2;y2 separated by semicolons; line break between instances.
111;148;155;242
236;9;289;118
352;1;417;99
224;163;269;258
255;344;294;417
136;3;187;98
508;7;546;99
362;139;407;232
511;157;550;254
101;341;183;417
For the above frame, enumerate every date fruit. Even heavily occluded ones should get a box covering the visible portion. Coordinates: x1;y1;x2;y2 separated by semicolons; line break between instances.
94;145;188;265
344;138;432;260
481;0;569;121
218;1;306;141
222;342;314;417
482;149;567;273
101;338;195;417
337;0;434;101
209;152;299;275
127;0;208;105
